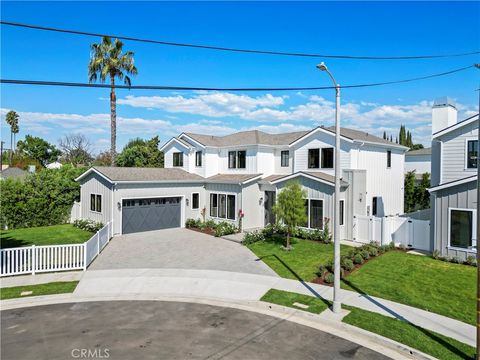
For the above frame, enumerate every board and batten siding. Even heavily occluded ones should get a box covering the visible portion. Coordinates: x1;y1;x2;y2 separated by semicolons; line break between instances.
163;142;191;172
218;146;257;174
273;148;293;175
113;182;205;235
79;172;113;225
241;181;263;230
432;180;476;261
205;183;241;225
438;120;477;184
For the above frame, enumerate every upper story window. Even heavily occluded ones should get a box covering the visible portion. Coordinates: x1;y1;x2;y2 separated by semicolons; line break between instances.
195;151;202;167
467;140;478;169
387;150;392;168
321;148;334;169
173;152;183;167
90;194;102;213
228;150;246;169
281;151;289;167
308;149;320;168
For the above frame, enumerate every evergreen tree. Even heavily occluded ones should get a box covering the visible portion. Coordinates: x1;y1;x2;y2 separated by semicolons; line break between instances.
415;172;431;210
404;171;416;213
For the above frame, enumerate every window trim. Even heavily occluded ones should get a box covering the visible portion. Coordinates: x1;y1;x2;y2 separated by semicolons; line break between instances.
280;150;289;167
191;192;200;210
339;199;344;226
209;192;237;221
465;138;478;170
372;196;378;216
195;151;202;167
448;207;477;252
321;147;334;169
173;152;184;167
387;150;392;169
227;150;247;169
301;198;324;230
90;193;102;213
308;148;320;169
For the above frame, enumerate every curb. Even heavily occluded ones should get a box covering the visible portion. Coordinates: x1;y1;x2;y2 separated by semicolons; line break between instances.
1;294;435;360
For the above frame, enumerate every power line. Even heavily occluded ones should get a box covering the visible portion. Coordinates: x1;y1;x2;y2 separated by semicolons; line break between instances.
2;20;480;60
0;65;474;91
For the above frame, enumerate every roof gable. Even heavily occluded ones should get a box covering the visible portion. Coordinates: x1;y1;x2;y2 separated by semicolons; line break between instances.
432;114;479;139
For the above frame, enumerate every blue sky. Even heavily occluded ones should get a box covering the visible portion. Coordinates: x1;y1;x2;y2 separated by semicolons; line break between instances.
1;1;479;153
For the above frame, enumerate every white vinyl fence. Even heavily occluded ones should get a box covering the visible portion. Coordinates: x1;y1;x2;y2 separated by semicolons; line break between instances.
70;202;81;223
353;215;430;251
1;222;112;277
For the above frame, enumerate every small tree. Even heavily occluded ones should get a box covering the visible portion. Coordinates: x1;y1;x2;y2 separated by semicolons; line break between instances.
59;134;93;166
273;181;307;250
415;172;431;210
16;135;61;167
404;170;416;213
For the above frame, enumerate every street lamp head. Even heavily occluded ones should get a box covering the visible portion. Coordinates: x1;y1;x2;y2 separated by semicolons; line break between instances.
475;63;480;69
316;62;328;72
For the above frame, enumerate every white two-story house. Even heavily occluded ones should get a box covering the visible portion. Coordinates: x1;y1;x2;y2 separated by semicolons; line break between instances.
76;126;407;238
429;97;479;260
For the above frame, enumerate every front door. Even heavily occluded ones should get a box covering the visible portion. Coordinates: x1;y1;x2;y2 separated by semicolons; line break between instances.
264;191;276;226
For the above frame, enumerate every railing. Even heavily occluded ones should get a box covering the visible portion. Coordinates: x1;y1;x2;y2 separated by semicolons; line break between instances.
0;222;112;277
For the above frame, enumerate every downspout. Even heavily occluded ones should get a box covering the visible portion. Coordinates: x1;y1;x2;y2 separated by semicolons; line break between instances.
111;182;116;235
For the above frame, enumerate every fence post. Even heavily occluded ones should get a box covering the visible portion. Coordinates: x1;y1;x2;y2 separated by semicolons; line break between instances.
96;231;100;257
83;242;87;271
32;245;36;275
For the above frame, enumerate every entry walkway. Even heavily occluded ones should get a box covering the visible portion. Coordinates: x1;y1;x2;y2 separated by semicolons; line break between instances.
67;268;475;347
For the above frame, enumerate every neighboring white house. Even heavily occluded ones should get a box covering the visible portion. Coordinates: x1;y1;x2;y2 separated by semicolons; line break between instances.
76;126;408;238
46;161;63;169
429;97;479;261
405;147;431;177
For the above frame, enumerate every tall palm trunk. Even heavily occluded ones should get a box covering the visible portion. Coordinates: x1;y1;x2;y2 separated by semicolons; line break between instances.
110;74;116;166
9;129;13;165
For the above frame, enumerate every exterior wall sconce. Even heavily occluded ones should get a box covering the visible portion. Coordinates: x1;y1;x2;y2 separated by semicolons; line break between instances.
186;198;189;207
117;202;121;210
259;197;263;205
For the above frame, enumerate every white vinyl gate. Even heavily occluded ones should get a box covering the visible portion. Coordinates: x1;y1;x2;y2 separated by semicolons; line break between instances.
353;215;430;251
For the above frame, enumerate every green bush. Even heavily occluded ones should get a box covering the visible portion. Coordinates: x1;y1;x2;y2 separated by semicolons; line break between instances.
341;258;354;272
360;250;370;260
432;249;440;260
204;219;217;229
242;231;265;245
73;219;104;232
324;272;334;284
214;221;238;237
353;253;364;265
389;241;396;250
185;218;201;228
465;255;477;267
368;246;378;257
316;264;327;278
0;165;85;229
450;257;461;264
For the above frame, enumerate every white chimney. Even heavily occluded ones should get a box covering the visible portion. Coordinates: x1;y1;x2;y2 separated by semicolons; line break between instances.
432;97;457;135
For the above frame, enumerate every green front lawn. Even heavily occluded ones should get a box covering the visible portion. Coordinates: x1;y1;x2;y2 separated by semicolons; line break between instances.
342;251;475;325
247;238;350;281
260;289;475;360
1;281;79;300
0;224;93;248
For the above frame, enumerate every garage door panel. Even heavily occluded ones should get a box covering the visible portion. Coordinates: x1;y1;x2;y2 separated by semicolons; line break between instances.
122;197;181;234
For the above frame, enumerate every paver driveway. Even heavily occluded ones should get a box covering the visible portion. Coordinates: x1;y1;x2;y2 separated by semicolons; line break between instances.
88;228;276;276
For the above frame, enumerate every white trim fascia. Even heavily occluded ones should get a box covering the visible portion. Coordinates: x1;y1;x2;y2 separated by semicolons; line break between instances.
270;172;335;188
159;137;192;152
428;175;477;192
433;115;478;139
241;174;264;185
178;133;206;149
75;167;113;184
115;180;205;184
288;127;353;147
352;139;409;151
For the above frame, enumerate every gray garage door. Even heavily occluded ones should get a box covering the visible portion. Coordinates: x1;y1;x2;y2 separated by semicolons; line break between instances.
122;197;181;234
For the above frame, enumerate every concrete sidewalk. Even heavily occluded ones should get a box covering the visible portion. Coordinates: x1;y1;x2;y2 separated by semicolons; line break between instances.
69;268;475;347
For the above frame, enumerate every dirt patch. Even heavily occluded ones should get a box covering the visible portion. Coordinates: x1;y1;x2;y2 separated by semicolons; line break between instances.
188;227;216;237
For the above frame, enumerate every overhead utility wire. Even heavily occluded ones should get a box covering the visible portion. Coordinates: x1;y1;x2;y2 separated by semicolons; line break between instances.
2;21;479;60
0;65;474;91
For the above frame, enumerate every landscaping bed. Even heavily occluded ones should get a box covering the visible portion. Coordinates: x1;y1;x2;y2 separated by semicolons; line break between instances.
185;218;238;237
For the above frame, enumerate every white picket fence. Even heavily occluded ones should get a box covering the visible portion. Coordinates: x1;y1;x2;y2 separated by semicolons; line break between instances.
0;222;112;277
353;215;430;251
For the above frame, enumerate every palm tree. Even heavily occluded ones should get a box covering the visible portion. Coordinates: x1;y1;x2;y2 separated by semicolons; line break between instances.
5;110;19;165
88;37;138;165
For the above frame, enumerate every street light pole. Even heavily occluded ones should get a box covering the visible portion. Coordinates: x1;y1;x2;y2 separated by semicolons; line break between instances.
317;62;341;313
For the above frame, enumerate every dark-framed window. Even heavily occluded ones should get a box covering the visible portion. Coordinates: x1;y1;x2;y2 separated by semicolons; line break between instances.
387;150;392;168
281;150;289;167
309;199;324;229
321;148;334;169
372;197;378;216
173;152;183;167
450;209;474;249
228;151;236;169
90;194;102;213
308;149;320;168
467;140;478;169
227;195;235;220
218;194;227;218
237;151;246;169
192;193;199;209
210;193;218;217
339;199;344;226
195;151;202;167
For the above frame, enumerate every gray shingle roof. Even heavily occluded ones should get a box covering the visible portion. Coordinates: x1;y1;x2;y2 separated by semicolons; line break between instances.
406;147;431;156
92;167;204;182
207;173;262;184
184;126;404;148
264;171;348;187
0;167;28;180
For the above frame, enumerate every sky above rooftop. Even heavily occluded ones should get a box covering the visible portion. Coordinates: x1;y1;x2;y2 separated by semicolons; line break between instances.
1;1;479;153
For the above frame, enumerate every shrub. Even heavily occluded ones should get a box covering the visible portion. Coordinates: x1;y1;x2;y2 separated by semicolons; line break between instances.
214;221;238;237
450;257;461;264
204;219;217;229
341;257;354;272
368;246;378;257
398;243;406;250
360;250;370;260
242;231;265;245
347;248;357;258
389;241;396;250
353;253;364;265
185;218;201;228
324;272;334;284
380;245;390;254
73;219;104;232
316;264;327;278
466;255;477;266
432;249;440;260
